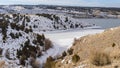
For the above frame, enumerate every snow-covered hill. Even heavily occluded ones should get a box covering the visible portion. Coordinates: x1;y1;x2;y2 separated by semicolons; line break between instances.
0;13;94;32
0;5;120;18
0;13;99;68
0;14;54;68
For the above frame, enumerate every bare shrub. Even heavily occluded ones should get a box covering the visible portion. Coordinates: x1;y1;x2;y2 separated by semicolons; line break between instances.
0;60;5;68
44;39;52;51
44;56;56;68
36;46;42;57
114;65;118;68
30;57;40;68
72;54;80;63
90;50;111;66
32;60;40;68
19;55;26;66
73;38;78;46
112;43;116;47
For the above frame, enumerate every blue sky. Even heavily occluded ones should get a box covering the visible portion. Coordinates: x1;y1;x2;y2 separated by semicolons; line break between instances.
0;0;120;7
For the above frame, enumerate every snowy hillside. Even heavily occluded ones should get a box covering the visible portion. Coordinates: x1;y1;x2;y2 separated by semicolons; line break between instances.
0;14;54;68
0;13;94;32
0;5;120;18
0;12;101;68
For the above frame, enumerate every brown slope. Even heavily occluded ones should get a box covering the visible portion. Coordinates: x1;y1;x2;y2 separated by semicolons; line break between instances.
55;27;120;68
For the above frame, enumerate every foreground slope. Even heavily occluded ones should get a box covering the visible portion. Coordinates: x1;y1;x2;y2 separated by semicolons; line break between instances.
54;27;120;68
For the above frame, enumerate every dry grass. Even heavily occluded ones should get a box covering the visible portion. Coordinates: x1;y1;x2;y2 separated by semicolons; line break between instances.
0;60;5;68
31;60;40;68
54;27;120;68
44;56;56;68
110;48;120;61
30;57;40;68
90;50;111;66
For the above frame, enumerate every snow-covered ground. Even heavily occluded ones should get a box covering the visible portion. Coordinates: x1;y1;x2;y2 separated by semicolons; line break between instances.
38;29;104;63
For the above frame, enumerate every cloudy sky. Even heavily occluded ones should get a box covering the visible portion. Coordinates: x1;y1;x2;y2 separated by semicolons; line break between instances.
0;0;120;7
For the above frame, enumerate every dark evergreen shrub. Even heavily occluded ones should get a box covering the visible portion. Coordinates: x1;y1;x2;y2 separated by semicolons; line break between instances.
12;14;17;18
10;33;15;39
67;48;73;55
65;17;68;22
0;48;3;55
62;51;67;57
24;28;30;33
10;23;17;29
26;16;30;22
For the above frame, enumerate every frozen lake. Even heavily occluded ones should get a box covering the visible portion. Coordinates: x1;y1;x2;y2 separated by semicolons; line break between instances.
79;19;120;29
39;29;104;63
45;29;104;48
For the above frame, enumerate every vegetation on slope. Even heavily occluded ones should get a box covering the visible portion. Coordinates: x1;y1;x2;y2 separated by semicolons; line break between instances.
0;13;54;68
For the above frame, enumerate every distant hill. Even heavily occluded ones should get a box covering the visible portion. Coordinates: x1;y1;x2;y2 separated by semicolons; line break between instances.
0;5;120;11
0;5;120;18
